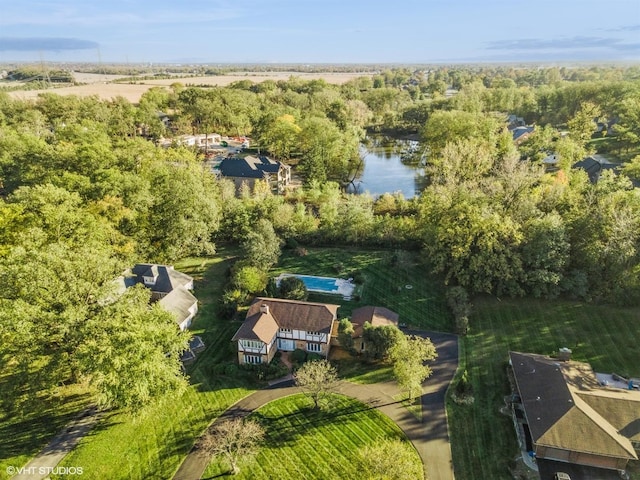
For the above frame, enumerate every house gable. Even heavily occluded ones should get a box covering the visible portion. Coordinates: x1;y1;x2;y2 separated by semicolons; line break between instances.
232;297;339;364
127;263;197;330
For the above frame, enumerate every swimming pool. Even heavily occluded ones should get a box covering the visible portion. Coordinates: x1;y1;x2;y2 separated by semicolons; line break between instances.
276;274;355;299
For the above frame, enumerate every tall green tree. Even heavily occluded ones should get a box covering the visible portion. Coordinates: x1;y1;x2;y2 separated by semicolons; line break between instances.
389;335;437;402
77;285;190;410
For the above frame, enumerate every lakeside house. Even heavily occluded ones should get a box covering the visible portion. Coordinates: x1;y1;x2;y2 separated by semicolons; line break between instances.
218;155;291;194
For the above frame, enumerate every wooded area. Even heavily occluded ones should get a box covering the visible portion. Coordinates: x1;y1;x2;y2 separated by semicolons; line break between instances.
1;64;640;420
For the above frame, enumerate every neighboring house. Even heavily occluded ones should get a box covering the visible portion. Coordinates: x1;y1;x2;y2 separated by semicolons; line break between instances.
510;125;535;144
573;155;619;184
332;306;399;352
219;155;291;193
232;297;339;365
123;264;198;331
159;133;222;149
509;351;639;476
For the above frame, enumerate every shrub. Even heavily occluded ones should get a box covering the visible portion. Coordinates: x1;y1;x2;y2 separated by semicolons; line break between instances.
278;276;308;300
306;353;323;362
291;349;307;364
285;237;299;249
224;363;239;376
350;271;365;284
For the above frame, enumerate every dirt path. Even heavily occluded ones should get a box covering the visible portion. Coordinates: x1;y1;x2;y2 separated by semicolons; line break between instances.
9;407;101;480
173;331;458;480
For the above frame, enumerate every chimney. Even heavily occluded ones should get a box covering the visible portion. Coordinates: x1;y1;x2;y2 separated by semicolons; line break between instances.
260;304;269;315
558;347;572;362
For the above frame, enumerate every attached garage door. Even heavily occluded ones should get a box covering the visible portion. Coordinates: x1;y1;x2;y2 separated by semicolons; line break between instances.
278;339;295;351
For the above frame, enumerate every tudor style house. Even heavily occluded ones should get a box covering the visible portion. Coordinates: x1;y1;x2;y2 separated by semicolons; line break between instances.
232;297;339;365
120;264;198;331
218;155;291;194
509;351;639;476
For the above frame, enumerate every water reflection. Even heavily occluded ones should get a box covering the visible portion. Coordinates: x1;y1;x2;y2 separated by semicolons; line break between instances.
348;135;427;198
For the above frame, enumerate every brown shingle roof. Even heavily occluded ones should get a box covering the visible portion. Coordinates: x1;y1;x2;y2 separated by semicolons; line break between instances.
350;306;399;337
510;351;638;461
246;297;338;334
231;310;279;343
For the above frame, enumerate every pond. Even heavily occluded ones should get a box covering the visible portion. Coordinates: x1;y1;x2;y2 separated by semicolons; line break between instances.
347;135;427;199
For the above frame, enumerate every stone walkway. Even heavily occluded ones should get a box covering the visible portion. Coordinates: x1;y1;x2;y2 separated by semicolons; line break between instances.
10;407;102;480
173;331;458;480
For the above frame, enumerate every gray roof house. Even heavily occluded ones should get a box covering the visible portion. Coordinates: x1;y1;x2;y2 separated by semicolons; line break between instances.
124;264;198;331
509;351;639;478
219;155;291;193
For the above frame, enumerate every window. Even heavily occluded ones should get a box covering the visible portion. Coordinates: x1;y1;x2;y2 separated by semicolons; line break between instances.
279;328;292;333
307;343;321;353
307;331;320;336
242;340;263;350
245;355;262;364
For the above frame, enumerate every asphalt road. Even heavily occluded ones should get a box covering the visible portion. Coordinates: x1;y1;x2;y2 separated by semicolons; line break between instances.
173;330;459;480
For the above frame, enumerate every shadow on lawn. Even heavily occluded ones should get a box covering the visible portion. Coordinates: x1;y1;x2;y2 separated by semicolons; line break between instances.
249;398;405;446
0;392;94;460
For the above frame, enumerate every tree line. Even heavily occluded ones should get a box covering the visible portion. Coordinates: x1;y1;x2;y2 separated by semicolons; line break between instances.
1;65;639;415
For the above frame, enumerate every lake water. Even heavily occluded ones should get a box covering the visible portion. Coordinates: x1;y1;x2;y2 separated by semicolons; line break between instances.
347;135;427;199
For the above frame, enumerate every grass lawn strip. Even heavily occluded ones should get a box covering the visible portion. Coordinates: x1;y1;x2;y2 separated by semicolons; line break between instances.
202;393;421;480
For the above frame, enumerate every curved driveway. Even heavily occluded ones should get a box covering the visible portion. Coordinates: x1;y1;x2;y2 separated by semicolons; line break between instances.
173;330;458;480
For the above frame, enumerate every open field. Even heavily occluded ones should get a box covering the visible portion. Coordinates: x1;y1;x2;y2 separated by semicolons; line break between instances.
6;71;370;103
448;296;640;480
203;393;422;479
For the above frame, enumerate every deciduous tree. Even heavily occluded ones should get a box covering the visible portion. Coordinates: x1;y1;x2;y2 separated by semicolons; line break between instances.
294;359;338;409
198;418;265;475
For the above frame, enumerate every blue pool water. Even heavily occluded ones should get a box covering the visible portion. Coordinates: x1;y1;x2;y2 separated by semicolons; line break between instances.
294;275;339;292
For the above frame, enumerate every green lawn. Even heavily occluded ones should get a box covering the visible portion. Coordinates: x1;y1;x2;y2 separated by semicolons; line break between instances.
52;249;257;480
275;247;451;331
203;393;423;479
0;383;90;480
448;296;640;480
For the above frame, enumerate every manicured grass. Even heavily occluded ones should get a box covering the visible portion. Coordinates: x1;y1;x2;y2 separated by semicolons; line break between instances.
335;359;394;385
203;393;423;479
447;296;640;480
275;247;451;331
53;249;257;480
0;384;90;480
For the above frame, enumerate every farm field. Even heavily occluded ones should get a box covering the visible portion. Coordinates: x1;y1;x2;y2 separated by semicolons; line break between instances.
6;71;370;103
202;393;423;480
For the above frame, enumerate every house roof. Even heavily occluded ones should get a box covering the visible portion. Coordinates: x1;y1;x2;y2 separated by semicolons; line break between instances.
511;126;534;141
572;156;619;183
231;308;279;343
130;263;193;294
159;287;197;327
248;297;338;333
233;297;339;343
509;351;638;461
350;306;399;337
127;264;196;328
219;155;285;179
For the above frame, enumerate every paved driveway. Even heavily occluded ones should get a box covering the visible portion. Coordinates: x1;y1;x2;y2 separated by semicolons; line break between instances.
173;331;458;480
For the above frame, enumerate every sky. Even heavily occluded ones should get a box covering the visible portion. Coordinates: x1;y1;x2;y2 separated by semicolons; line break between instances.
0;0;638;64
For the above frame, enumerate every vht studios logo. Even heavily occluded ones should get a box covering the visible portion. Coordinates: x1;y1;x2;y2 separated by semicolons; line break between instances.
6;466;83;476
